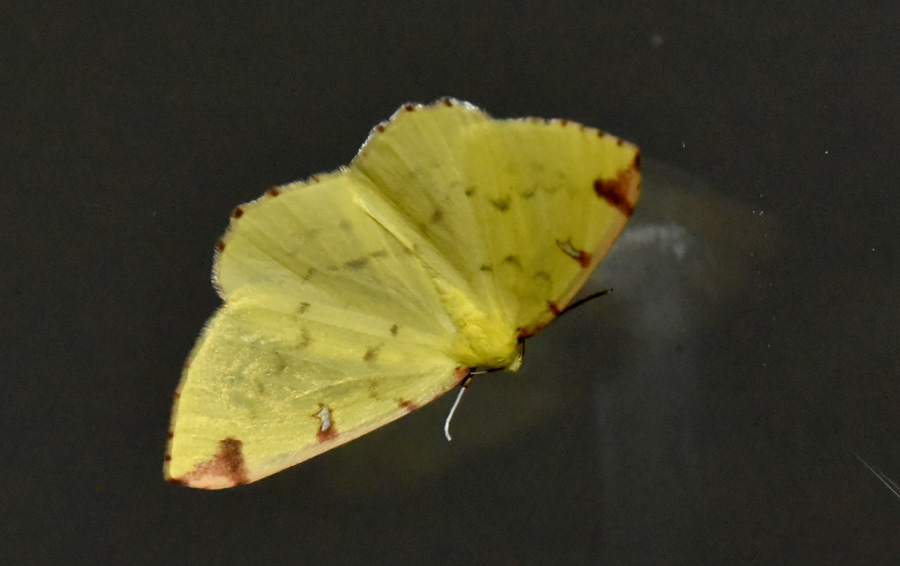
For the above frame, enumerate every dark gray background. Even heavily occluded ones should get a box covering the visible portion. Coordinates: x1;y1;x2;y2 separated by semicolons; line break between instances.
4;2;899;564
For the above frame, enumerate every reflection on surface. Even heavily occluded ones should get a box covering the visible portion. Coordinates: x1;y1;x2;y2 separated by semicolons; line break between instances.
210;161;897;564
592;161;774;560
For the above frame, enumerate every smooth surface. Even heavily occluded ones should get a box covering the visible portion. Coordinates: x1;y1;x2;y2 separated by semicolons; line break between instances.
4;2;899;564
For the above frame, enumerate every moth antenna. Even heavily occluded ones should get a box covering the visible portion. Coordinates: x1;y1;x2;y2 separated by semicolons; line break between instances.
559;288;612;317
444;373;476;441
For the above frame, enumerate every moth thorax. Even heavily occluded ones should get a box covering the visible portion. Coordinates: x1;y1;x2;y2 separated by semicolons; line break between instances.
450;313;521;371
432;276;521;370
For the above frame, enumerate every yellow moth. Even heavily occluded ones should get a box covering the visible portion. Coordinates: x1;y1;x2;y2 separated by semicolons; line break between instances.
165;98;641;488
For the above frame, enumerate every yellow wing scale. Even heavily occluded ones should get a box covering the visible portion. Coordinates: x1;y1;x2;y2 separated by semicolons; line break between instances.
167;287;465;488
165;98;640;488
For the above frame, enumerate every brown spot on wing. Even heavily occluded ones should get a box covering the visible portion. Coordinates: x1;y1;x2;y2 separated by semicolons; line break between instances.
175;437;249;487
556;239;592;267
548;301;562;316
364;346;380;362
345;257;369;270
314;404;338;443
490;197;511;212
232;206;245;219
390;324;399;336
502;255;522;269
215;239;226;252
298;328;312;349
318;428;337;443
267;187;281;197
404;104;415;111
398;399;419;412
593;167;639;218
376;124;386;133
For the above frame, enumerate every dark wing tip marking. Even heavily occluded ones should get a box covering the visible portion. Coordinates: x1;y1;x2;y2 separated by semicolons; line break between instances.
593;174;637;217
218;438;249;484
176;437;250;487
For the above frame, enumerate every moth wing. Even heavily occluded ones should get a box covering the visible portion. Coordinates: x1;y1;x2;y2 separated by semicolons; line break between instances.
352;100;640;337
166;173;464;488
